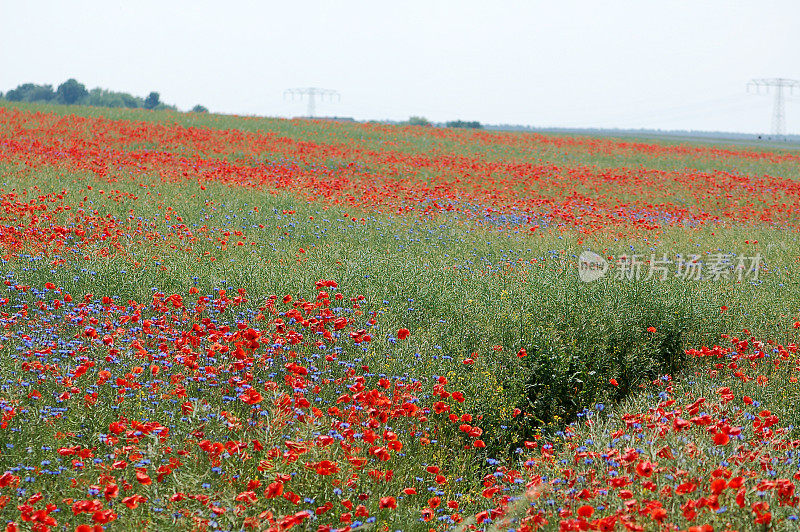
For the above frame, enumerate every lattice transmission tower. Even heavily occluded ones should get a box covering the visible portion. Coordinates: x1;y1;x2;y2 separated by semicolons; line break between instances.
284;88;340;118
748;78;800;136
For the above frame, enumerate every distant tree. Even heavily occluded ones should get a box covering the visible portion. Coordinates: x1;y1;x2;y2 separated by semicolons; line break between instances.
86;88;144;109
87;88;122;108
56;79;88;104
191;104;208;113
4;80;184;112
144;92;160;109
445;120;482;129
5;87;24;102
120;93;142;108
6;83;56;102
406;116;431;126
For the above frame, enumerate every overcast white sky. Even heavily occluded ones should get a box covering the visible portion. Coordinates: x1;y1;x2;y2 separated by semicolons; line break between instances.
2;1;798;133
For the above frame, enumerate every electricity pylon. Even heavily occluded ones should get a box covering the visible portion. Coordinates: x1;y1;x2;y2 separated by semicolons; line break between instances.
748;78;800;136
284;88;340;118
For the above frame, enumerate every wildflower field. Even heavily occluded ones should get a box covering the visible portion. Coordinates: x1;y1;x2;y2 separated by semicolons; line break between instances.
2;101;800;532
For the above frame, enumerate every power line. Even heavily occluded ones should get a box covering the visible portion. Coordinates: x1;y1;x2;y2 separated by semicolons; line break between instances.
748;78;800;136
283;87;340;118
592;93;753;127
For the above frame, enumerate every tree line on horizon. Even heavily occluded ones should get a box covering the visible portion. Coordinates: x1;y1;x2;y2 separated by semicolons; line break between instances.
403;116;483;129
0;80;485;129
0;78;208;113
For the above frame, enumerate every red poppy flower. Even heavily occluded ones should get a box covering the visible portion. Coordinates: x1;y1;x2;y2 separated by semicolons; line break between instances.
379;496;397;509
635;460;654;477
135;470;152;485
239;388;262;405
264;482;284;499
